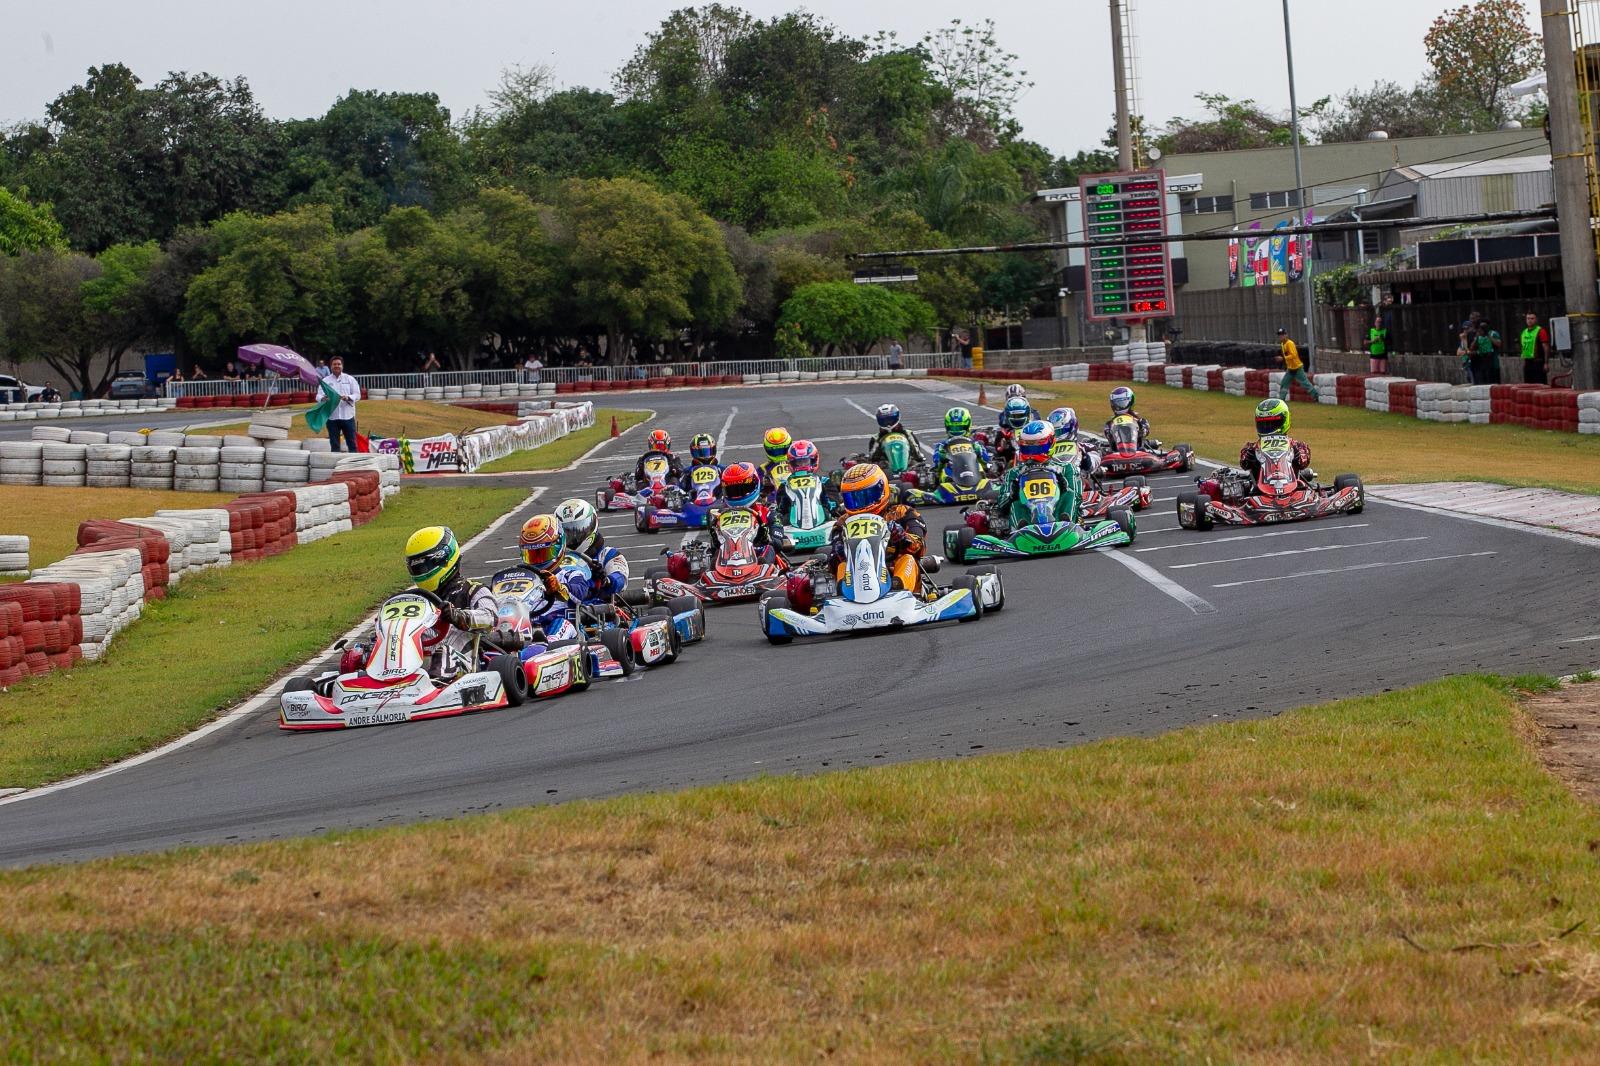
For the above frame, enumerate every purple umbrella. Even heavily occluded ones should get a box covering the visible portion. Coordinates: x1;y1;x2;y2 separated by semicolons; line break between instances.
237;343;321;388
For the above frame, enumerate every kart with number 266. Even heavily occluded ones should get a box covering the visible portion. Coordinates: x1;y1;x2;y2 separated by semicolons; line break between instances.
644;505;790;606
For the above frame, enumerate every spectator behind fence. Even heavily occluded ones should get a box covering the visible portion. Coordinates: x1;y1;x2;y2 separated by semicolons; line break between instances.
1367;311;1389;375
522;353;543;384
325;356;362;452
1519;312;1550;385
315;358;330;379
887;339;904;370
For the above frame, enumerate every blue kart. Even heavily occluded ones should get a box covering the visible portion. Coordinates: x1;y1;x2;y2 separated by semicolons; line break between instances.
636;464;721;534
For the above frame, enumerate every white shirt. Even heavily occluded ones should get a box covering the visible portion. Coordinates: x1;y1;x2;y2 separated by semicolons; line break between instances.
326;372;361;421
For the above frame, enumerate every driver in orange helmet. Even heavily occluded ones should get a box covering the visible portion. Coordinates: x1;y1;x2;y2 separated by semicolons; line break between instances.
632;427;684;487
818;463;929;593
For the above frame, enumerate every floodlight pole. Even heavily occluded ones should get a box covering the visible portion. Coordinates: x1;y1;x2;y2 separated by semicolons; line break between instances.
1283;0;1318;374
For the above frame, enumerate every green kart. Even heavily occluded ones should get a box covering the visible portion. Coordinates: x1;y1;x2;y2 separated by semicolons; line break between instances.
943;468;1135;563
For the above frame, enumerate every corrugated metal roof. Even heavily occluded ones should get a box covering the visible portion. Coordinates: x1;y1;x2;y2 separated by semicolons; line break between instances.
1364;255;1558;283
1394;156;1551;180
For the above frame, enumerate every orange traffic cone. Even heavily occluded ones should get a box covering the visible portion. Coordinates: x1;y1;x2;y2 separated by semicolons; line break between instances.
977;383;988;407
609;414;620;438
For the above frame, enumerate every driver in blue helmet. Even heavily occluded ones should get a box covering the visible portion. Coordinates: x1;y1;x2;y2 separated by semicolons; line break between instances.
864;402;927;465
681;432;722;495
994;383;1042;426
992;420;1082;523
1047;406;1099;479
1103;386;1154;448
989;396;1034;468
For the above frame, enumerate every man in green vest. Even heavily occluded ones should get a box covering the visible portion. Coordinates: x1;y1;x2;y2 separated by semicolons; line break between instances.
1367;311;1389;374
1520;312;1550;385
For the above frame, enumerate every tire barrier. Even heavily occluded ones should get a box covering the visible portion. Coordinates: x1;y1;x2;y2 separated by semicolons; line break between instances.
0;534;29;577
0;397;178;421
0;583;83;684
1582;392;1600;435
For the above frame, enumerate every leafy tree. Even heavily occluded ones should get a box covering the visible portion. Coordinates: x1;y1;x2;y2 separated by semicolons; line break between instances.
660;135;848;231
920;18;1033;143
720;12;865;132
180;205;349;357
552;177;738;362
1152;93;1300;154
448;188;560;364
778;280;934;355
876;138;1022;241
1425;0;1543;125
1313;79;1483;141
465;89;643;189
80;241;166;387
0;186;66;253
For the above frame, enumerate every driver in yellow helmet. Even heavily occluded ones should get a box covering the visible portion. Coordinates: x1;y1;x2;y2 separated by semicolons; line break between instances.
402;525;496;662
759;426;793;495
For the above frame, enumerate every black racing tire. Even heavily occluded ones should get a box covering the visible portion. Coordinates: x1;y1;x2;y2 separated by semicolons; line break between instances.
568;647;591;692
598;487;616;508
1124;475;1147;487
642;606;673;622
600;628;637;676
762;594;794;645
621;588;651;608
1175;445;1195;472
945;524;974;563
284;675;316;693
635;505;655;534
1334;473;1365;514
493;655;528;707
953;575;984;621
964;564;1003;612
1108;506;1136;543
667;595;700;616
644;566;669;582
1177;491;1214;532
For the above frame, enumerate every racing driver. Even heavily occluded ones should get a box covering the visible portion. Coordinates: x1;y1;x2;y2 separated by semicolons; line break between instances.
402;525;496;664
1104;386;1154;449
864;403;928;465
1240;398;1313;480
818;463;928;593
992;420;1083;524
633;428;685;487
552;498;629;600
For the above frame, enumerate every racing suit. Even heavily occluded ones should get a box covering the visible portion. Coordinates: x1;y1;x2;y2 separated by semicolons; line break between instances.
1103;413;1153;449
929;434;993;474
566;543;629;600
407;573;495;672
681;460;723;495
1239;436;1313;481
864;424;928;465
818;491;927;593
633;450;685;487
759;458;791;497
993;460;1083;526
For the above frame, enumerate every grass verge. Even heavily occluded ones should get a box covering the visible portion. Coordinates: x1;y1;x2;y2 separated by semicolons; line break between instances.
193;398;519;441
474;408;650;473
0;484;526;789
966;378;1600;494
1;485;238;582
6;675;1600;1061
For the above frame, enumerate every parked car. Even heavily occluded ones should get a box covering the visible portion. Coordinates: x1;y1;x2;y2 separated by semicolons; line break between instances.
0;375;41;405
106;370;159;400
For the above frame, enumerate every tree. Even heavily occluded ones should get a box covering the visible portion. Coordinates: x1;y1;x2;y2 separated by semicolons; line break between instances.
464;89;642;189
777;280;934;355
80;241;165;391
1313;80;1479;141
552;177;738;362
876;138;1022;241
180;205;349;357
920;18;1033;144
1424;0;1543;125
1152;94;1299;154
0;186;66;253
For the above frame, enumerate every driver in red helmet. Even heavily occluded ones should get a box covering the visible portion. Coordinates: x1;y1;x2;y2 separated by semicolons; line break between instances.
708;461;781;562
633;427;685;487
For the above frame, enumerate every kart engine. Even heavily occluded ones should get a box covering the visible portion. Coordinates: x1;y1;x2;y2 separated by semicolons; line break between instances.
667;551;693;582
785;572;815;612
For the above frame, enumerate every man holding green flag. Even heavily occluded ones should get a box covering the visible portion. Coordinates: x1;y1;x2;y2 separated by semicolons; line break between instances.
314;356;362;451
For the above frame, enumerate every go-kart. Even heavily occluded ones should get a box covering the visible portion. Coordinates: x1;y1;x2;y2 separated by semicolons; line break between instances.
944;470;1135;563
279;588;528;730
1095;415;1194;477
488;566;705;682
826;430;916;493
770;469;835;554
1048;438;1150;516
760;511;1003;643
902;436;998;507
644;505;790;606
596;453;676;517
973;427;1016;470
636;464;721;534
1176;436;1363;530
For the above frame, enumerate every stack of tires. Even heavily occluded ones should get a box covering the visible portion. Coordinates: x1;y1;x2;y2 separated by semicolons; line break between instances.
76;520;171;602
0;440;43;485
1580;392;1600;435
288;483;354;545
264;444;311;490
247;409;293;443
0;534;28;577
330;469;383;525
40;440;88;486
86;443;133;487
0;583;83;683
229;492;298;556
130;444;177;489
27;548;145;662
219;442;267;493
173;445;222;492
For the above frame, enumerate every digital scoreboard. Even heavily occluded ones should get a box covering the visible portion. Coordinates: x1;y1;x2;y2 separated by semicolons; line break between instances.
1078;169;1173;322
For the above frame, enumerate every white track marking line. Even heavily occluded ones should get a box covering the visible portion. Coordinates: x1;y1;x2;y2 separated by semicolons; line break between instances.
1101;550;1217;615
0;488;551;809
1369;495;1600;549
1136;523;1371;553
716;406;738;450
1166;536;1429;570
1559;634;1600;645
1210;551;1497;588
845;398;876;419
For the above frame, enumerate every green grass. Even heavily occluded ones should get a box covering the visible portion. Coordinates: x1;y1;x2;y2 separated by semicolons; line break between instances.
0;485;526;789
965;378;1600;495
474;408;650;473
6;675;1600;1062
1;485;236;583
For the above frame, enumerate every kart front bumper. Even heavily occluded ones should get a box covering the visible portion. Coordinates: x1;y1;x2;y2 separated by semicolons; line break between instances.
279;669;509;730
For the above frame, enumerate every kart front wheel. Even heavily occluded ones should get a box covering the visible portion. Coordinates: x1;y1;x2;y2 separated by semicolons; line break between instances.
1334;473;1365;514
284;675;316;694
494;655;528;706
944;524;975;563
600;629;637;675
1177;491;1214;531
635;506;655;534
762;595;794;645
965;565;1003;613
1109;507;1136;543
1175;445;1195;472
952;576;985;621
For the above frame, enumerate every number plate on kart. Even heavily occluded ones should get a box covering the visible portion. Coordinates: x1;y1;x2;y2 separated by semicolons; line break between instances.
691;466;718;486
1022;478;1058;500
844;514;887;539
787;473;819;490
380;596;430;620
717;510;755;533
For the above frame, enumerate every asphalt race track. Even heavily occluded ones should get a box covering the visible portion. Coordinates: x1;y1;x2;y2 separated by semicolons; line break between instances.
4;380;1599;866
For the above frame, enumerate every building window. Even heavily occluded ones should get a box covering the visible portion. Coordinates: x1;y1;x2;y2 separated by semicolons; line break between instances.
1248;190;1301;210
1181;195;1231;215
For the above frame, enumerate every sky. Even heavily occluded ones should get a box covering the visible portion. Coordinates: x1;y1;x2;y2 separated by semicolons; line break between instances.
0;0;1544;158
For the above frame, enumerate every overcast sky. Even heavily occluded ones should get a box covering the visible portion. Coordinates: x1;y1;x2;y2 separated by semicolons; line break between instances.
1;1;1543;157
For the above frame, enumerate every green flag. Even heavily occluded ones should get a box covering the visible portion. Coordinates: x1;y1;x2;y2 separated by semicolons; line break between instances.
303;378;342;434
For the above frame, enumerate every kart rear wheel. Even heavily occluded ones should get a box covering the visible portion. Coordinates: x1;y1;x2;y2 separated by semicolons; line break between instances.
952;576;985;621
641;606;682;663
762;595;794;645
964;565;1003;613
620;588;651;608
1334;474;1365;514
600;629;637;675
494;655;528;706
635;505;656;534
1175;445;1195;472
284;675;316;694
1108;507;1137;543
944;524;974;563
1177;491;1213;531
667;595;700;616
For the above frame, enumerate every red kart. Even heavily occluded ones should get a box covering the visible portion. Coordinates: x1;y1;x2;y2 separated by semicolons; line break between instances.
1096;415;1194;477
596;453;675;514
1082;474;1150;518
1176;436;1363;530
643;505;789;606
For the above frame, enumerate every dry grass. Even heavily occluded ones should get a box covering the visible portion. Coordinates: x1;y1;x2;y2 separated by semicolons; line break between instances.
1;485;233;580
193;399;520;441
6;676;1600;1061
980;379;1600;494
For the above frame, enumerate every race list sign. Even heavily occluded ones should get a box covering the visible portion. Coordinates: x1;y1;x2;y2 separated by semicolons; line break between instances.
1079;170;1173;322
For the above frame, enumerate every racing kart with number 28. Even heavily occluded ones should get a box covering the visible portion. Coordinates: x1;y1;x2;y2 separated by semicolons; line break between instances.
1176;435;1363;530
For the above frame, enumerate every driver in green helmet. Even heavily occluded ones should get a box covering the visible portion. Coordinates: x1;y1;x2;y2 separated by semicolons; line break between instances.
1241;398;1313;478
930;406;993;472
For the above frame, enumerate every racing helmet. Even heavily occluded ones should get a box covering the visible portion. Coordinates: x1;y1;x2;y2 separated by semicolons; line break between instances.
1047;406;1079;440
689;432;716;464
720;461;762;507
839;462;891;515
1003;397;1032;429
554;498;600;555
1109;386;1135;415
1255;397;1291;436
404;525;461;594
787;439;820;473
876;403;900;430
518;514;566;571
647;428;672;453
763;426;792;462
1017;420;1055;465
1005;384;1028;400
944;406;973;437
